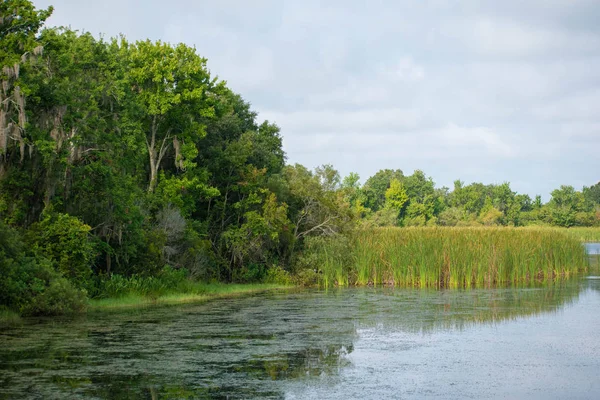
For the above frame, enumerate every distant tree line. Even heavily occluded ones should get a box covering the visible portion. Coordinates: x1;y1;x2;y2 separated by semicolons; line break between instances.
346;168;600;229
1;1;598;315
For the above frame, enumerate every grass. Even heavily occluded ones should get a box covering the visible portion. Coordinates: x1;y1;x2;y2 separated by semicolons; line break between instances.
313;227;588;288
89;283;291;310
552;227;600;242
0;306;22;327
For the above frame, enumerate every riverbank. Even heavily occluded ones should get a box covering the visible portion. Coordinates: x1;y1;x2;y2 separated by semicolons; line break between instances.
89;283;292;310
0;307;22;327
0;284;291;327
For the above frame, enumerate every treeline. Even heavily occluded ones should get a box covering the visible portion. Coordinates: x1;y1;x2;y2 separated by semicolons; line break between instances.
346;169;600;228
0;1;598;315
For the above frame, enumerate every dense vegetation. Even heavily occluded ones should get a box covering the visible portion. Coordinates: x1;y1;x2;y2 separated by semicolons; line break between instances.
309;227;588;288
1;1;598;316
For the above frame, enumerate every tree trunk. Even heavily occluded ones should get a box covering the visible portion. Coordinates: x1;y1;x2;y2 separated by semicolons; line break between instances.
148;147;157;193
146;117;170;193
106;253;111;275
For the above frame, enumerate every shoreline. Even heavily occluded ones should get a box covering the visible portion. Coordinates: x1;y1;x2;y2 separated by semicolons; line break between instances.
88;283;293;311
0;284;293;326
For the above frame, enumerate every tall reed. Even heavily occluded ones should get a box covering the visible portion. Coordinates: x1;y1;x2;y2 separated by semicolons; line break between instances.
313;227;588;288
549;227;600;243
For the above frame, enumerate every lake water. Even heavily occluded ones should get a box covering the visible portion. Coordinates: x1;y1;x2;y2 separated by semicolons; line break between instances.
586;242;600;255
1;250;600;399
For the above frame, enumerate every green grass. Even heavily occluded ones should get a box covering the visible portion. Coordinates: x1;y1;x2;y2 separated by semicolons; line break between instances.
0;306;22;327
552;227;600;242
89;283;291;310
314;227;588;288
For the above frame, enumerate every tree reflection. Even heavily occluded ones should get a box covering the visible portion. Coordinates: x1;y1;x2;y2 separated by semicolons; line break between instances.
0;279;587;399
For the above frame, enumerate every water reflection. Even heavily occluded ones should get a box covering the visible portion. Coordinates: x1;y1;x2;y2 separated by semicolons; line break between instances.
0;277;595;399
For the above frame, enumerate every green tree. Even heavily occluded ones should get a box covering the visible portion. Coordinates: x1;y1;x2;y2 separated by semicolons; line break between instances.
284;164;352;249
583;182;600;205
0;0;53;171
362;169;404;212
122;39;214;192
25;212;95;289
385;178;409;219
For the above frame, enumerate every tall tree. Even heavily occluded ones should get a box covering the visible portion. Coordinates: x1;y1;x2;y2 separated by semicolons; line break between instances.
362;169;404;212
122;39;214;192
0;0;52;173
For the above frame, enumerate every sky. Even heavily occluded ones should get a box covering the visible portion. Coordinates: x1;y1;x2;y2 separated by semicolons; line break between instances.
33;0;600;199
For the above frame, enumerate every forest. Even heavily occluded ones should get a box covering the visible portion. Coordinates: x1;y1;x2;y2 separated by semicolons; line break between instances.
1;1;599;317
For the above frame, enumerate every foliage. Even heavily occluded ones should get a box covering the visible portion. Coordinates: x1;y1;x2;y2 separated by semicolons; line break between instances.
0;221;87;315
22;276;87;316
313;227;588;288
0;0;598;317
25;212;96;289
93;266;188;298
385;178;409;214
362;169;404;212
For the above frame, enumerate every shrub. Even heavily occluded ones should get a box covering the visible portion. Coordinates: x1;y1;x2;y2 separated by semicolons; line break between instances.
26;212;96;290
22;277;87;316
93;266;189;298
264;265;292;285
0;221;88;315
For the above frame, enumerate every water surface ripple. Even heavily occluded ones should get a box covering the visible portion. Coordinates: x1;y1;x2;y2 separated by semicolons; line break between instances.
2;272;600;399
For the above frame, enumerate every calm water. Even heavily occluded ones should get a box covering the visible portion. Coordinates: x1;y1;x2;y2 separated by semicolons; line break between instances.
586;242;600;255
1;254;600;399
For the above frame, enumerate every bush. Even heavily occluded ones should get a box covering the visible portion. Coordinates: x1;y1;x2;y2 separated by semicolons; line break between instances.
293;269;320;286
93;266;189;298
0;221;88;315
264;265;292;285
235;262;267;283
296;235;354;286
26;212;96;290
22;277;87;316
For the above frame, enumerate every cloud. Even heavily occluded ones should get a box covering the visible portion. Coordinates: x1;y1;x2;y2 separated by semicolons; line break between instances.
382;57;425;82
260;108;425;134
435;124;515;158
458;17;600;58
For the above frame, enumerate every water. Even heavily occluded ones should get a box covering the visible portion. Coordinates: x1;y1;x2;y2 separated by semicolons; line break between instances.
2;269;600;399
585;242;600;255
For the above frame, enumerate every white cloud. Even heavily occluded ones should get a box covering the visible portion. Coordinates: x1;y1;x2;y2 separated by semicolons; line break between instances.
261;108;425;134
435;123;515;158
386;57;425;82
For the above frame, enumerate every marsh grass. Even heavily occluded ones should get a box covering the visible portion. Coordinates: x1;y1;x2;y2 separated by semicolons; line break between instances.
0;306;22;327
89;283;290;310
552;227;600;243
315;227;588;288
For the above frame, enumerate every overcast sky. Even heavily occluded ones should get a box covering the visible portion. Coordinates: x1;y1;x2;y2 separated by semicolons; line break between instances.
34;0;600;199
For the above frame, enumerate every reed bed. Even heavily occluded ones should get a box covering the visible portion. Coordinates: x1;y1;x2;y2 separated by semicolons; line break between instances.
551;227;600;243
314;227;588;288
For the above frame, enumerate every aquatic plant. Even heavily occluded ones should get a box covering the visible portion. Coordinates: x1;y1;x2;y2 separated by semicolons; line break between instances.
313;227;588;287
552;227;600;243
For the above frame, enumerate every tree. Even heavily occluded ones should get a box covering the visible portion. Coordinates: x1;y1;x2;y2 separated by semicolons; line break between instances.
122;39;214;192
340;172;368;217
284;164;352;248
547;185;590;227
385;178;409;219
315;164;341;192
362;169;404;212
0;0;53;173
25;212;95;289
223;192;289;280
583;182;600;206
342;172;360;190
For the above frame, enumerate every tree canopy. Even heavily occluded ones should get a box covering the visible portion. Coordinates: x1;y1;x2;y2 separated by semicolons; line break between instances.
0;0;598;316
